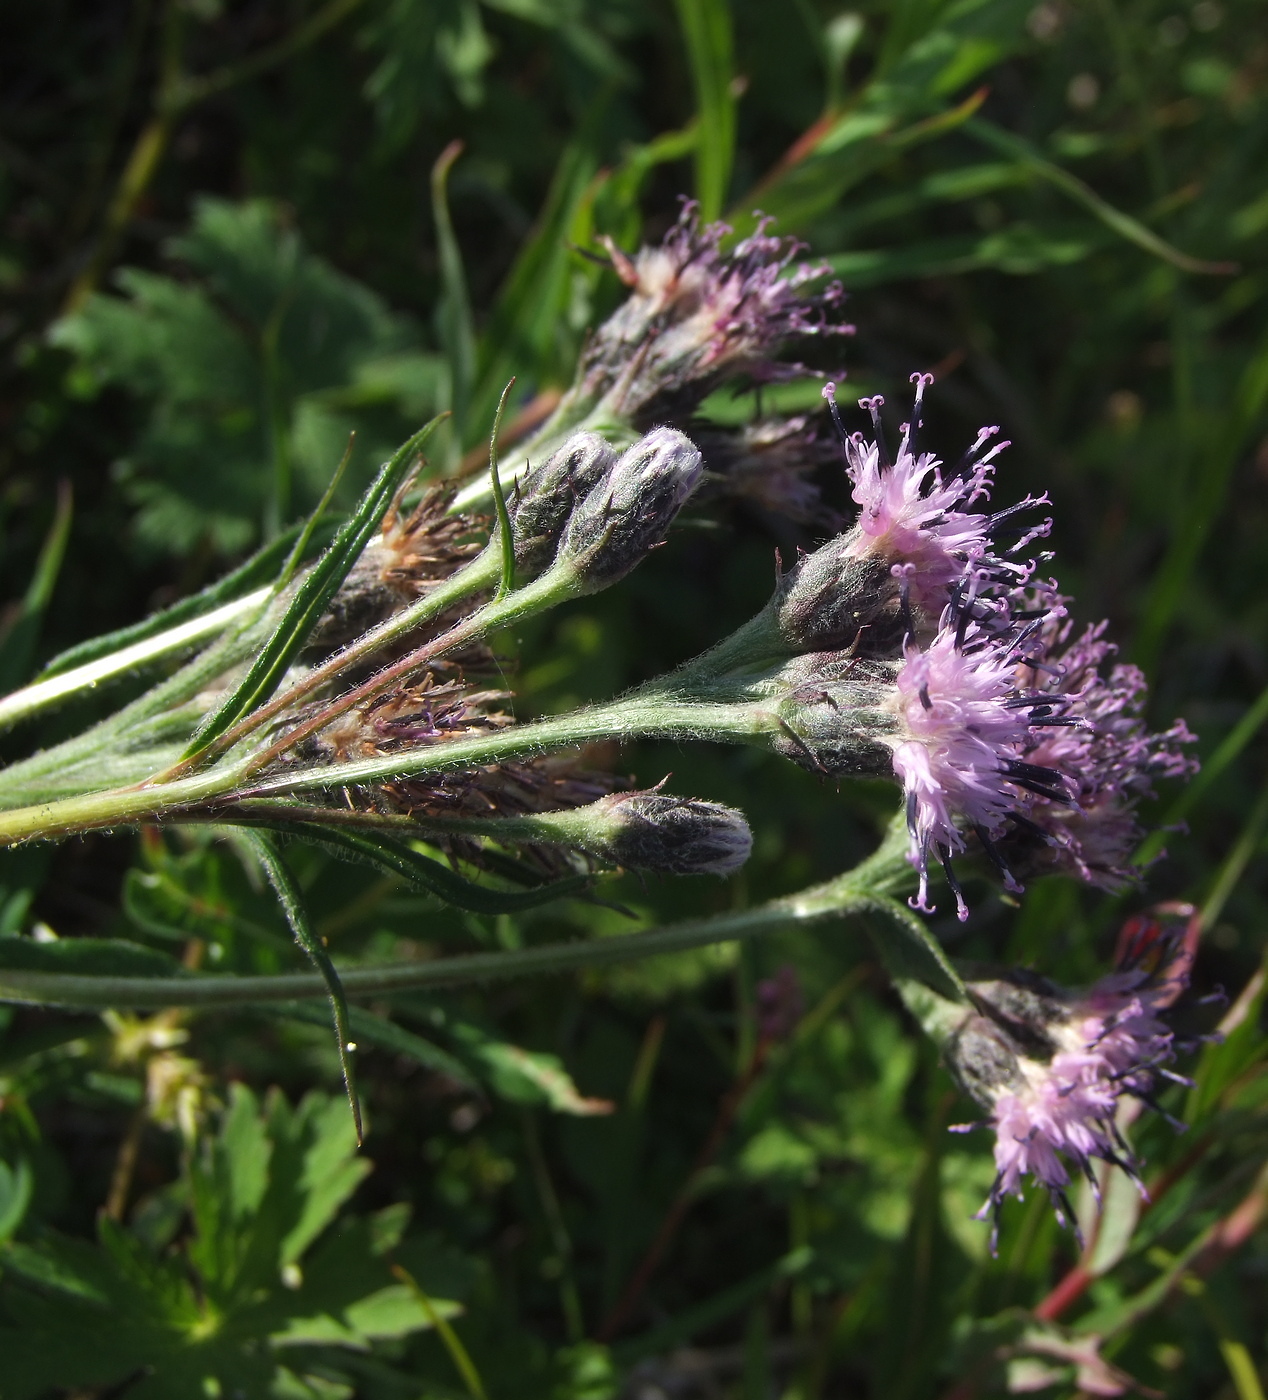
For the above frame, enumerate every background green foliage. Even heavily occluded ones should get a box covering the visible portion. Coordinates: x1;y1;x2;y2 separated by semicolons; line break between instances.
2;0;1267;1395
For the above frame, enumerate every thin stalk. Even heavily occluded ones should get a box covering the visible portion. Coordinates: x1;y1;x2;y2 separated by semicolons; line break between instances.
0;841;913;1009
0;684;771;843
236;693;776;799
0;593;279;804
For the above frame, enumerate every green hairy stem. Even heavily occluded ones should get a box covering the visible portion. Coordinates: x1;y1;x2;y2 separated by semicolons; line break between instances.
0;818;918;1010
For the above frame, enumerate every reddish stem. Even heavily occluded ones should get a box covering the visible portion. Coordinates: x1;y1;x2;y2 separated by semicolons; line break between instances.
596;1040;771;1342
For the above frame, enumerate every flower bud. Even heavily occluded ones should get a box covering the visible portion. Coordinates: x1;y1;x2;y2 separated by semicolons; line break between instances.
775;541;903;655
510;431;618;577
556;427;703;590
583;790;752;875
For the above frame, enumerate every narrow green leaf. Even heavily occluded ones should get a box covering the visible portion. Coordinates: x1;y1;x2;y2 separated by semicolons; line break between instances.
1135;327;1268;673
470;103;606;431
261;821;593;915
1138;678;1268;868
0;1159;33;1245
245;831;362;1144
186;414;445;755
391;1262;490;1400
827;223;1096;287
673;0;736;221
0;934;183;980
736;87;986;236
488;379;517;602
614;1248;813;1365
276;431;355;590
271;1000;477;1090
446;1018;613;1115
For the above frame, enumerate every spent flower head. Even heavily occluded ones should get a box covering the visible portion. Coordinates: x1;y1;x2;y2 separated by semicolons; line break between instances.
948;917;1196;1244
312;484;485;652
572;202;850;427
1004;614;1199;890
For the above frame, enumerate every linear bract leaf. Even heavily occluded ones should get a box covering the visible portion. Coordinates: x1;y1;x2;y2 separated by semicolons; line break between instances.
184;414;445;757
265;822;593;916
432;140;477;443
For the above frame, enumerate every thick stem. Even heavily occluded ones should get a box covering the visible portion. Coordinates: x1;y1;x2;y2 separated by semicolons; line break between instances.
0;766;242;846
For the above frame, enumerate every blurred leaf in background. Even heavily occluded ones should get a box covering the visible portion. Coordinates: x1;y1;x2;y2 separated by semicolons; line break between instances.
50;198;447;555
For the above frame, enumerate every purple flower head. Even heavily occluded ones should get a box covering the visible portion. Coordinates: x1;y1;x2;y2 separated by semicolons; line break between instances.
883;609;1077;919
824;375;1051;617
577;202;851;426
1002;614;1199;890
948;921;1195;1245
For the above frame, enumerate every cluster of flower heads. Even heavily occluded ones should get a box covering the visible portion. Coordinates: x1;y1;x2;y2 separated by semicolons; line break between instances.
511;201;852;526
948;909;1199;1245
806;373;1197;918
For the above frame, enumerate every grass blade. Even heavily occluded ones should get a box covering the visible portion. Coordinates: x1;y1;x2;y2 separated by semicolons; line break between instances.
244;829;362;1144
0;481;73;692
185;414;445;756
1135;328;1268;673
390;1262;489;1400
673;0;736;221
432;140;477;441
965;117;1238;276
